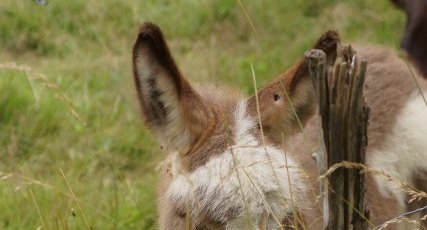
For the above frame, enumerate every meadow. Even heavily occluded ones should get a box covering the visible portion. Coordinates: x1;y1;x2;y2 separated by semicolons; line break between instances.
0;0;405;229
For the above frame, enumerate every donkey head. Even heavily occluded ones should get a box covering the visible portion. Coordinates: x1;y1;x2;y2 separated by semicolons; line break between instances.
133;22;339;170
132;22;339;228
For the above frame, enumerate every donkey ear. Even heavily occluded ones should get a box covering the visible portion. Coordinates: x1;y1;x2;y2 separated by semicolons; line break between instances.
132;22;214;152
247;31;340;143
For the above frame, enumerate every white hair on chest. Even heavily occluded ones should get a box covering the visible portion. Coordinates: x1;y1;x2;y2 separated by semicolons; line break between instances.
166;101;308;228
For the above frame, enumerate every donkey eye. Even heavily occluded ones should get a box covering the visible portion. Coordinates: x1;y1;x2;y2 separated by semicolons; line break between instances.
273;94;281;101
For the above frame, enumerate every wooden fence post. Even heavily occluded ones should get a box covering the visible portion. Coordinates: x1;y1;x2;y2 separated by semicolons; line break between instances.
304;44;370;230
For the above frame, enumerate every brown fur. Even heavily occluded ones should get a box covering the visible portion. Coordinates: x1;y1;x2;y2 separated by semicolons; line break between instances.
157;161;188;230
391;0;427;78
181;84;243;172
286;44;427;229
246;31;340;143
354;45;427;151
134;23;244;229
132;23;427;229
133;23;239;173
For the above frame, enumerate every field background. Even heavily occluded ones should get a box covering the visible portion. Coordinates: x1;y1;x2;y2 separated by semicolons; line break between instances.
0;0;404;229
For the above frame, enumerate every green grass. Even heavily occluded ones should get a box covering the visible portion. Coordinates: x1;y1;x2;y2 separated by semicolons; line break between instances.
0;0;404;229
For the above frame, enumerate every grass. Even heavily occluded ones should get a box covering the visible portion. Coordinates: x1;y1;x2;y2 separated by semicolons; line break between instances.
0;0;405;229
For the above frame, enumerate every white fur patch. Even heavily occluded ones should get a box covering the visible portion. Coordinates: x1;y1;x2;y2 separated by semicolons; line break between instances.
166;101;307;228
233;101;258;146
368;92;427;206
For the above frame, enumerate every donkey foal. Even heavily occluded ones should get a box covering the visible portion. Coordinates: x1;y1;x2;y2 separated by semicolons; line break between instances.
132;22;427;229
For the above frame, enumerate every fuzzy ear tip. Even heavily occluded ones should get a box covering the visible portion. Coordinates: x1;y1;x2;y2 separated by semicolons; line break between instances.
139;22;161;33
324;30;340;42
136;22;163;43
314;30;340;54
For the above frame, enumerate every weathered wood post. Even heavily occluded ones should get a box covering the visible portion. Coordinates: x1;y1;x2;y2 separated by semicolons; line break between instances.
305;44;370;230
